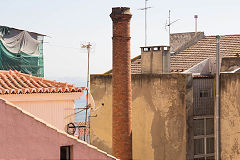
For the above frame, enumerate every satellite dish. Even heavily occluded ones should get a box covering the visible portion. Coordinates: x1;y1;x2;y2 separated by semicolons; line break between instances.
66;122;76;135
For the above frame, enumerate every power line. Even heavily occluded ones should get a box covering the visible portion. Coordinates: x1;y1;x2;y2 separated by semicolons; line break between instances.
45;43;81;50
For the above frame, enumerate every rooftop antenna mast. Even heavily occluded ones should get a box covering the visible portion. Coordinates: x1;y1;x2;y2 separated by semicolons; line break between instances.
138;0;152;46
81;42;92;141
165;10;180;46
64;42;96;142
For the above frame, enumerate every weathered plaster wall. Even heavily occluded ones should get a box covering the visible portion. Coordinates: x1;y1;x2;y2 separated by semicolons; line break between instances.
220;73;240;160
0;98;115;159
90;74;193;160
221;57;240;72
170;32;204;53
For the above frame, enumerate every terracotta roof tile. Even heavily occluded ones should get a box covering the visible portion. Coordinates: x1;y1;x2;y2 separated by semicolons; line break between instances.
104;34;240;74
0;70;87;94
171;34;240;72
104;55;141;74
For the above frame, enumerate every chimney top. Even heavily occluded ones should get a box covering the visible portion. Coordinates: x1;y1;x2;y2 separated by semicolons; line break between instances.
111;7;131;15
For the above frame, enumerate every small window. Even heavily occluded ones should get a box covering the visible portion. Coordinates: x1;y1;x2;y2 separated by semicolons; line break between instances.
193;117;214;159
153;47;160;51
194;158;205;160
206;156;215;160
206;118;214;135
206;137;214;154
164;46;168;50
143;47;150;52
60;146;71;160
199;89;209;98
194;119;204;136
194;138;204;155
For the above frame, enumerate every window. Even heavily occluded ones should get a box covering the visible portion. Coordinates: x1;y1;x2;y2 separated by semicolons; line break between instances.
194;119;204;136
206;156;215;160
206;118;214;135
193;117;214;160
194;138;204;155
143;47;150;52
199;89;211;98
60;146;71;160
206;138;214;154
194;157;205;160
153;47;160;51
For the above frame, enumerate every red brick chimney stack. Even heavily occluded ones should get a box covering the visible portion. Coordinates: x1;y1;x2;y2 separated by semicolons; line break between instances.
110;7;132;160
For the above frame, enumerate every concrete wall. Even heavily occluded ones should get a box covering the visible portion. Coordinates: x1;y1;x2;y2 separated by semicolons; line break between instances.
221;57;240;72
0;98;115;159
170;32;204;53
141;46;170;74
220;73;240;160
90;74;193;160
0;92;83;131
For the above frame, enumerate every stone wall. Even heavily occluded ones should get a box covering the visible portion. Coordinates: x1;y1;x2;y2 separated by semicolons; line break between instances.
220;73;240;160
90;74;193;160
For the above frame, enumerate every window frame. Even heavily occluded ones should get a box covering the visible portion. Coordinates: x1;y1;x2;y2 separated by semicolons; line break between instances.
193;116;214;160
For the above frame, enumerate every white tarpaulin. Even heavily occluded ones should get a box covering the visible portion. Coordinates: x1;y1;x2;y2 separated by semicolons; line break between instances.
1;31;40;56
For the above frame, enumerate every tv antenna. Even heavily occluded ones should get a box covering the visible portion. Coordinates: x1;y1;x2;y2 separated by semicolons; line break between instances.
65;103;104;139
62;42;96;142
81;42;93;141
138;0;152;46
165;10;180;46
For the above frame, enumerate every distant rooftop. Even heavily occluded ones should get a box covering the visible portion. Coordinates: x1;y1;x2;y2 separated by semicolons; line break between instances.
171;34;240;72
0;70;86;94
0;25;46;36
105;34;240;74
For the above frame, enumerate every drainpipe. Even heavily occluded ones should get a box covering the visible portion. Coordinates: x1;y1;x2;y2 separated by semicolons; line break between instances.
216;35;220;160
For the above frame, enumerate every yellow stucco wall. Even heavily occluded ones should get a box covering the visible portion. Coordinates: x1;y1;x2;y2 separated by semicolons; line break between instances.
90;74;193;160
220;73;240;160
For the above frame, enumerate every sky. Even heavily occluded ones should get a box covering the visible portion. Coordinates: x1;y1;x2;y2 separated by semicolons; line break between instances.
1;0;240;79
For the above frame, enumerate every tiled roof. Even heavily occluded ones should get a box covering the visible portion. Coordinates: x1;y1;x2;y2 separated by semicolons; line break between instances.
0;70;86;94
171;34;240;72
104;55;141;74
104;34;240;74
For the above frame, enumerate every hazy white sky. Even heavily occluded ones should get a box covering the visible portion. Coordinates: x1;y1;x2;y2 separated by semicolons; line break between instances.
1;0;240;78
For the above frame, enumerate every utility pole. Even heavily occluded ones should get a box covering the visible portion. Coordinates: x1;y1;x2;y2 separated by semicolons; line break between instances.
138;0;152;46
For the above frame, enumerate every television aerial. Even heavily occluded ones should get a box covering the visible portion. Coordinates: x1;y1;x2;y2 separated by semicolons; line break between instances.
165;10;180;46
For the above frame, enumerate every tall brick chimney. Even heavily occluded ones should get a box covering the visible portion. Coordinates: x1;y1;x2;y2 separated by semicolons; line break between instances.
110;7;132;160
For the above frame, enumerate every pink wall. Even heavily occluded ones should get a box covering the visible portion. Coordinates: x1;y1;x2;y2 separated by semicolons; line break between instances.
0;98;116;160
0;92;82;131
